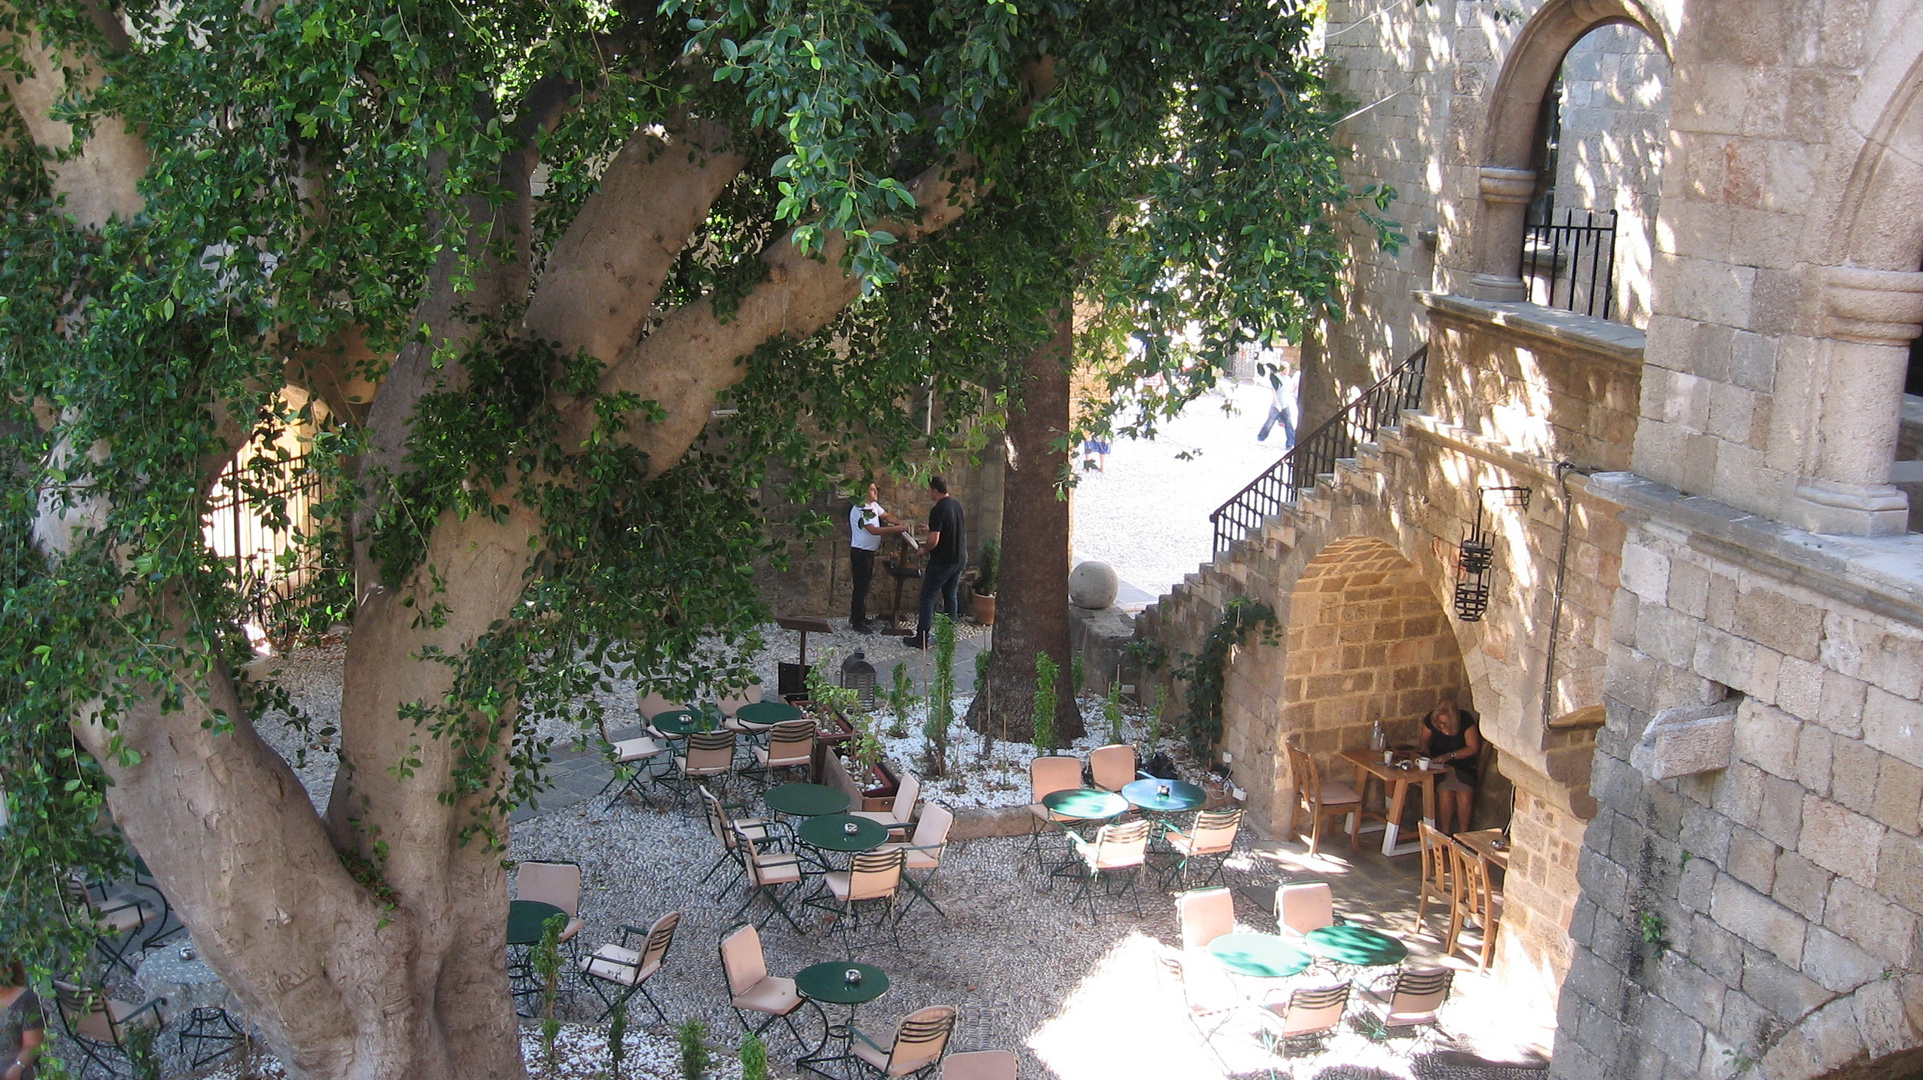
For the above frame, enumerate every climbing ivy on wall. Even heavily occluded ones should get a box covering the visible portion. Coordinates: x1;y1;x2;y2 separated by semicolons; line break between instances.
1175;597;1282;758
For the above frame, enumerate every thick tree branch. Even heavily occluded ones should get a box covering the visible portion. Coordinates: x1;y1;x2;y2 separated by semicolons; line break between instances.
564;159;980;472
0;12;147;229
524;118;747;363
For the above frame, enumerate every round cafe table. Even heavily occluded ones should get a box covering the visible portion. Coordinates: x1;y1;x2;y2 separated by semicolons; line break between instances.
1042;788;1130;821
1303;923;1409;967
1207;932;1312;978
765;782;851;818
737;700;805;727
649;709;707;737
795;961;891;1078
799;814;891;853
1121;778;1207;813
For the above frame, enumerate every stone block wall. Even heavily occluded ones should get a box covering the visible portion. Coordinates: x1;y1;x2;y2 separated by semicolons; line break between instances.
1556;474;1923;1080
757;451;1004;620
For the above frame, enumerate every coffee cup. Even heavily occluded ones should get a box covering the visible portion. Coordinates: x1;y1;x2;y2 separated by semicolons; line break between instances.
1417;756;1432;770
1381;750;1393;764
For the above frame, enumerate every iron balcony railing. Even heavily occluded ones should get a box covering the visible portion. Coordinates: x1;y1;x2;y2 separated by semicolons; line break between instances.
1522;208;1617;320
1209;344;1428;557
202;453;327;627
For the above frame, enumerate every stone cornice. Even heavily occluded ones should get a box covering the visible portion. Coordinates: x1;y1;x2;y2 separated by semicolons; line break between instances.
1592;471;1923;630
1415;291;1646;365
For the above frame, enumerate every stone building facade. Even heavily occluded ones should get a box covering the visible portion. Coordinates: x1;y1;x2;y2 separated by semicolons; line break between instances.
1137;0;1923;1073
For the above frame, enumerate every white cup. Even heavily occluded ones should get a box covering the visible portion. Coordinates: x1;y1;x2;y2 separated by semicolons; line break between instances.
1417;756;1432;770
1380;750;1393;764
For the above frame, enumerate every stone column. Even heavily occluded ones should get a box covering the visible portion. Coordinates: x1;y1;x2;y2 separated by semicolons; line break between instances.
1784;267;1923;536
1468;167;1537;303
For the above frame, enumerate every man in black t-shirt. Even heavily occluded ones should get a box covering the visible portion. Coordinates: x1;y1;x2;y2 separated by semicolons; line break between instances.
910;476;965;649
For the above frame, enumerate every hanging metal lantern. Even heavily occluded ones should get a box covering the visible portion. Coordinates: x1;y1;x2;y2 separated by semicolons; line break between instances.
1454;487;1531;622
840;651;878;709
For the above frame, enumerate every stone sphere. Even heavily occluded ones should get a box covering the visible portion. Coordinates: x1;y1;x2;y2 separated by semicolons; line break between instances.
1068;561;1119;609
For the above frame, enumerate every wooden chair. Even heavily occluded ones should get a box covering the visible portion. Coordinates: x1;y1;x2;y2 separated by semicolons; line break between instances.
1413;821;1459;944
1284;743;1362;855
1449;841;1502;970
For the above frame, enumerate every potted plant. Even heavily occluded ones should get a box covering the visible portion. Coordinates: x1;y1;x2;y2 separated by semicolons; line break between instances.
972;537;1000;625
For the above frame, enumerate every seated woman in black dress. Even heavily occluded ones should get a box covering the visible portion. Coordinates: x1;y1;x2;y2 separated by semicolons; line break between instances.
1418;703;1482;835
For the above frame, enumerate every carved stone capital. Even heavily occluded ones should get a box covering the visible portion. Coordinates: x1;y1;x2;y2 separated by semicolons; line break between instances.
1478;167;1538;205
1823;266;1923;345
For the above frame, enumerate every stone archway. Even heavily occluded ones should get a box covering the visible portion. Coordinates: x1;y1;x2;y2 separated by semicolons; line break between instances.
1743;976;1923;1080
1276;535;1473;791
1469;0;1671;300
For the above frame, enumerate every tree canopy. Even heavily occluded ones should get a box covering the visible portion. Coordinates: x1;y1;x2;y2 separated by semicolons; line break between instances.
0;0;1382;1073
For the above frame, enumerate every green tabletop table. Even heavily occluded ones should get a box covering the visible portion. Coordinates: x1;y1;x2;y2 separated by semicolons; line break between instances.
795;961;891;1006
1207;932;1312;978
505;900;567;946
736;700;805;727
765;782;851;818
650;709;715;737
1042;787;1130;821
795;961;891;1078
1303;923;1409;967
1122;778;1208;813
799;814;891;853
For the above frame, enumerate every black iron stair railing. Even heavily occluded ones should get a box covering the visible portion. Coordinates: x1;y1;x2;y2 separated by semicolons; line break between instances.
1209;344;1429;557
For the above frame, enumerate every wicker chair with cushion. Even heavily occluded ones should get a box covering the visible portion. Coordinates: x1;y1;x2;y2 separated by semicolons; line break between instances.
1276;882;1335;936
1262;983;1352;1045
699;786;784;900
52;981;164;1080
846;1004;957;1079
515;860;588;952
874;802;954;917
1357;966;1453;1030
1177;887;1236;951
1161;807;1242;888
941;1049;1018;1080
852;770;920;838
1024;756;1085;869
734;831;808;933
807;848;906;951
1064;817;1152;920
718;922;817;1050
579;911;681;1025
1088;744;1137;793
668;730;738;803
746;720;817;787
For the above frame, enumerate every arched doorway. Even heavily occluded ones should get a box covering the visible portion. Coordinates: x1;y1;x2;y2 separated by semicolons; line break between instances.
1276;536;1485;838
1469;0;1671;305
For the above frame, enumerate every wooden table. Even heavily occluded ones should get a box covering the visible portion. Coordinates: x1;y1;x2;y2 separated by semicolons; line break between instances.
1454;828;1512;872
1337;750;1447;857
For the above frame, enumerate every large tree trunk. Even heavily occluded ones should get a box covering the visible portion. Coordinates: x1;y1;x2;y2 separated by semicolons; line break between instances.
968;311;1084;745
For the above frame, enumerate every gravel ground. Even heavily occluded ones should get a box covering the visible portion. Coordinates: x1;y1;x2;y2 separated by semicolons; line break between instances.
1072;382;1289;603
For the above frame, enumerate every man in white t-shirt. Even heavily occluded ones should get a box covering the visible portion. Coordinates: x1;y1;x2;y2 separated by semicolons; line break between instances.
849;482;909;632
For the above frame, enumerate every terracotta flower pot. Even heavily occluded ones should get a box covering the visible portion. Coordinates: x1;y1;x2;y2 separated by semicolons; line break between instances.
973;592;996;625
